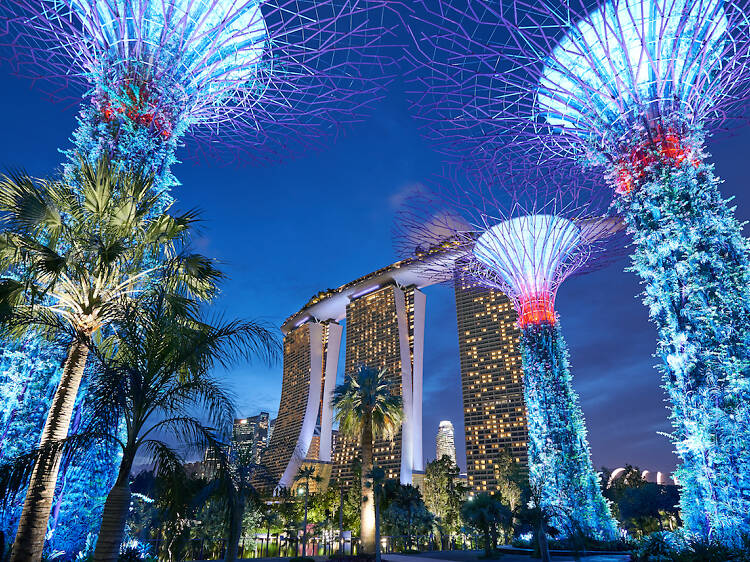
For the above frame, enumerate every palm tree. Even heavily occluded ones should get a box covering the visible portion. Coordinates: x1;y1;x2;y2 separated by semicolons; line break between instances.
260;508;280;557
332;365;403;556
460;494;512;558
85;285;278;562
210;446;277;562
515;484;562;562
295;465;321;557
0;158;220;562
367;465;386;562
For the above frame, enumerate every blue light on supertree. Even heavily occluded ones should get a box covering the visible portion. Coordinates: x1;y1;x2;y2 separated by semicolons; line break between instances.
405;0;750;543
0;1;392;558
396;164;624;540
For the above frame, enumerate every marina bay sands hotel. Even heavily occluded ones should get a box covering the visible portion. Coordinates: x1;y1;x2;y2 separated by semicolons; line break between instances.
261;254;528;493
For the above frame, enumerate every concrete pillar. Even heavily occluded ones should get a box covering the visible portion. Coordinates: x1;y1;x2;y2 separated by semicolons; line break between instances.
319;322;343;462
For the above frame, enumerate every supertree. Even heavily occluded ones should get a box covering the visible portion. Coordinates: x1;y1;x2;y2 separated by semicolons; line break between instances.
1;0;394;195
396;163;623;541
0;1;393;558
405;0;750;542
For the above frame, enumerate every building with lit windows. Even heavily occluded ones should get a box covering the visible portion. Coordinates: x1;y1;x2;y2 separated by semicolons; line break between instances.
263;255;449;490
261;320;342;488
266;249;523;493
436;420;457;465
455;275;528;493
232;412;270;463
331;283;425;485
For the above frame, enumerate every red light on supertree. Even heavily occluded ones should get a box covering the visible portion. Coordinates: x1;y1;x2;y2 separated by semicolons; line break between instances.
517;293;556;328
614;128;700;195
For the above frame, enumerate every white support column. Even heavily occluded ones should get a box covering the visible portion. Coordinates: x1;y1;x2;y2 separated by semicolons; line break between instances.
278;323;324;489
411;289;426;473
319;322;343;462
394;286;414;485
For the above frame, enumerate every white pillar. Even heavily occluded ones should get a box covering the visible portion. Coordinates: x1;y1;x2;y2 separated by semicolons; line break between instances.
411;290;426;473
394;286;414;485
319;322;342;462
278;323;324;489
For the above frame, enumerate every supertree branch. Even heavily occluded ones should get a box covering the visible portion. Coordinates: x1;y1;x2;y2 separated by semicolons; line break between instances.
406;0;750;163
395;164;623;539
405;0;750;542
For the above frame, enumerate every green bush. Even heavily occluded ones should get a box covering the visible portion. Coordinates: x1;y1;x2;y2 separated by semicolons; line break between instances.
631;531;750;561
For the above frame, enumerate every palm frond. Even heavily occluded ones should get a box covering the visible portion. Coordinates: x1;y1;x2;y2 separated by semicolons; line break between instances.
332;365;404;442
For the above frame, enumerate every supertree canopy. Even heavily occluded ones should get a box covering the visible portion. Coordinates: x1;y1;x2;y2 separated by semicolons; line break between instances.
406;0;750;542
2;0;392;194
397;164;623;540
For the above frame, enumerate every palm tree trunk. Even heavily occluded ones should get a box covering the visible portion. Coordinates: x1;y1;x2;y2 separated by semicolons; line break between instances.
302;486;309;556
360;413;375;555
10;338;89;562
223;504;244;562
94;452;135;562
538;521;550;562
374;488;381;562
266;525;271;557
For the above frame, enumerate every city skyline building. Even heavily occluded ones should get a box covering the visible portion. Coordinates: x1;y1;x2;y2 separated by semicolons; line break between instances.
331;283;425;485
233;412;270;464
263;256;450;492
454;276;528;493
436;420;457;466
261;320;342;489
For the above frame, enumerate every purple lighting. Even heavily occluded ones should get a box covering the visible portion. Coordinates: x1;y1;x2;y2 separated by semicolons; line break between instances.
350;284;380;299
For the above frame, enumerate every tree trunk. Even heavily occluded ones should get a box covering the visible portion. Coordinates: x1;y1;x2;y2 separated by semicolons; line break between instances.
224;503;244;562
302;486;309;556
374;487;381;562
266;525;271;557
360;413;375;555
10;338;89;562
538;521;550;562
484;526;491;558
339;483;344;558
94;451;135;562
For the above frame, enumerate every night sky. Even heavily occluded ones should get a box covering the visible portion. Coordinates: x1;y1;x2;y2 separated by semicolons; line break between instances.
2;55;749;478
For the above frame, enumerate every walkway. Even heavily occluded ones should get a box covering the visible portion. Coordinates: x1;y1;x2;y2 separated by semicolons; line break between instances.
383;550;631;562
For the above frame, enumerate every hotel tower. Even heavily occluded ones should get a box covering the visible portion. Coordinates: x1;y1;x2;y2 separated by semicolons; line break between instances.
331;283;425;485
455;275;528;493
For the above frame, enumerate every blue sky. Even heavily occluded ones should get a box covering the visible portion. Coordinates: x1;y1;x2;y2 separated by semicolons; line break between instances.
3;59;750;476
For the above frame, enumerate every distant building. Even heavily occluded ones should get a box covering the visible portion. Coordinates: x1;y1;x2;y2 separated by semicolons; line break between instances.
184;460;213;480
233;412;270;463
436;420;457;465
455;275;528;493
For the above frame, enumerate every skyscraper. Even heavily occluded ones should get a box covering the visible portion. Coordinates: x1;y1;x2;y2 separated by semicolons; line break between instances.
233;412;270;463
436;420;457;465
332;283;425;485
455;275;528;493
261;320;342;488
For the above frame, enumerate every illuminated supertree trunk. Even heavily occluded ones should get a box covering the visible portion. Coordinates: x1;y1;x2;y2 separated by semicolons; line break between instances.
613;136;750;536
397;165;623;540
471;213;618;540
405;0;750;541
520;320;614;539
